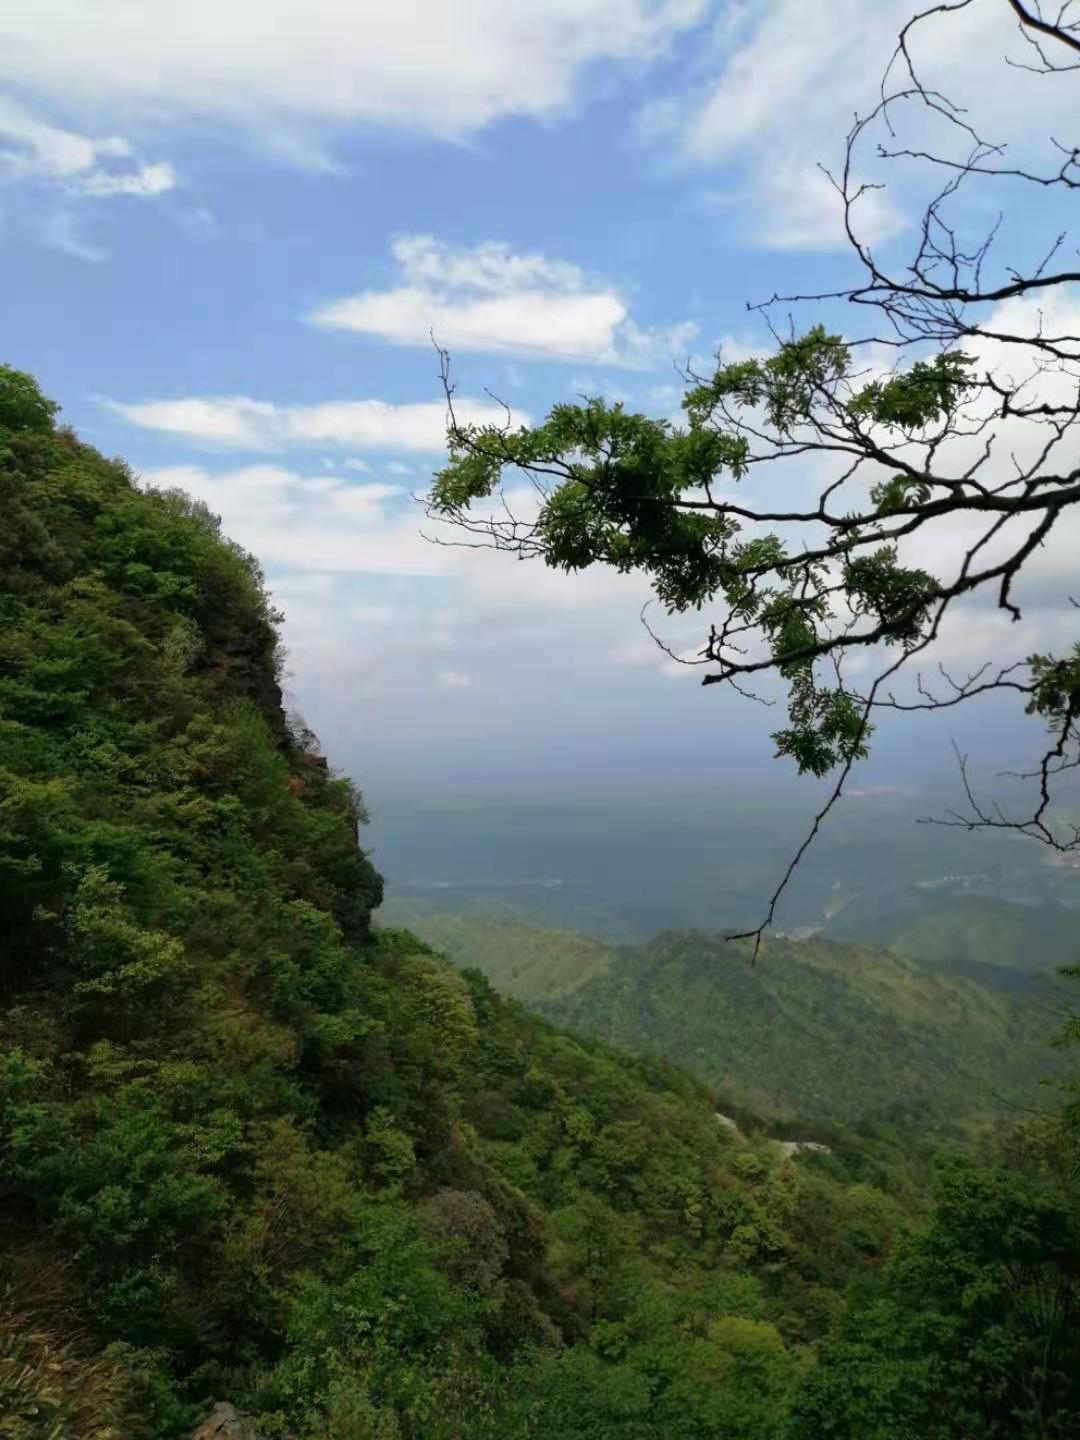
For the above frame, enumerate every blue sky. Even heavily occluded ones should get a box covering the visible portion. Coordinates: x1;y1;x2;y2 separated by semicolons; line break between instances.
3;0;1077;798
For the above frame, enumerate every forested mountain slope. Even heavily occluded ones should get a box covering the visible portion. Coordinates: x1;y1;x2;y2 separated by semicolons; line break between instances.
377;896;615;1002
823;889;1080;990
1;367;1077;1438
383;900;1062;1131
541;930;1064;1130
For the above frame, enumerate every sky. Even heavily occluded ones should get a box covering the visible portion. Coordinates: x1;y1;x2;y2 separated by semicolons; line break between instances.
3;0;1078;805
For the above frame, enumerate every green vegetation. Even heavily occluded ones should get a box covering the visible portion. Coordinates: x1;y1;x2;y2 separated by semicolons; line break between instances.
825;891;1080;990
792;1152;1080;1438
378;897;615;1002
1;365;1078;1438
541;930;1065;1131
386;902;1061;1131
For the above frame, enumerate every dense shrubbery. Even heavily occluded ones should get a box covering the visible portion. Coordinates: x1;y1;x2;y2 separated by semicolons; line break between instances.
0;365;1077;1437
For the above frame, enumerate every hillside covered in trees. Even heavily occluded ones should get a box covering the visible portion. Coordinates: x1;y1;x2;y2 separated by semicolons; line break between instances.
382;898;1066;1131
2;366;1079;1438
823;889;1080;989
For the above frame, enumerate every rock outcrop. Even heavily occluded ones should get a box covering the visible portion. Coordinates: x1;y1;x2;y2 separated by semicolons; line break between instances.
191;1403;270;1440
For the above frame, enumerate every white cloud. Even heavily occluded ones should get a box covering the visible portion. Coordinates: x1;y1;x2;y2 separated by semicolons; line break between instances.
144;463;448;576
309;234;696;368
608;635;664;667
887;291;1080;612
638;0;911;249
918;603;1079;673
76;161;175;198
105;391;526;453
136;458;673;756
351;603;397;626
741;158;899;253
135;290;1080;782
0;96;176;198
0;95;176;258
2;1;707;160
652;0;1077;251
143;455;652;623
110;397;277;449
39;210;109;263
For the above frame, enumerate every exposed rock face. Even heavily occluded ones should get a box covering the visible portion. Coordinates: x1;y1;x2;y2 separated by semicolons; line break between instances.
715;1112;831;1159
776;1140;831;1158
191;1402;269;1440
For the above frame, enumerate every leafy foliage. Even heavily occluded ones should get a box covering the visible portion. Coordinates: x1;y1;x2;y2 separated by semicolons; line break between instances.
792;1160;1080;1438
428;327;976;787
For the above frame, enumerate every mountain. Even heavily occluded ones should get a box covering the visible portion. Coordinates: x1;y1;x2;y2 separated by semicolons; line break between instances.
0;368;905;1435
384;900;1063;1133
2;365;1076;1439
377;895;616;1002
541;930;1065;1131
822;887;1080;990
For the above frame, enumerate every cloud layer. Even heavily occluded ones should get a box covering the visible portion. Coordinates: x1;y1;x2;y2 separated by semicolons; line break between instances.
2;0;706;152
146;463;444;575
140;459;665;762
106;391;526;453
309;235;697;367
650;0;1079;251
0;96;175;197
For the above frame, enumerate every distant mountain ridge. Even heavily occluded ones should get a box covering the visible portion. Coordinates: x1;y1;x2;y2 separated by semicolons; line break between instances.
821;887;1079;990
377;897;615;1002
381;898;1065;1132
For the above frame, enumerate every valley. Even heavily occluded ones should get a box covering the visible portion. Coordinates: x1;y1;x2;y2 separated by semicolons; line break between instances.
380;893;1072;1133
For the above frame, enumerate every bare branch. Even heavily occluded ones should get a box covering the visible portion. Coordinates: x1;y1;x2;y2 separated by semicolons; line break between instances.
1008;0;1080;57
